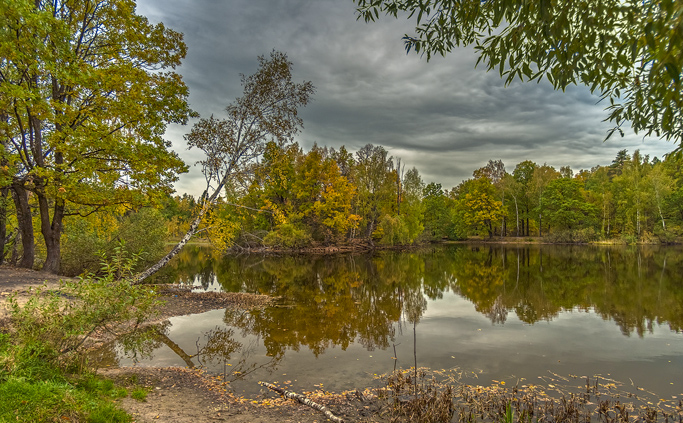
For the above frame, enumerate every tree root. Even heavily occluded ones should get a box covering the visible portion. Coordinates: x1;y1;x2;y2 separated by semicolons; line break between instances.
258;381;345;423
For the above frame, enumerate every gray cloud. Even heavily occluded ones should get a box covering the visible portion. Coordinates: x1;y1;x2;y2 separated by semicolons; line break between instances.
137;0;674;196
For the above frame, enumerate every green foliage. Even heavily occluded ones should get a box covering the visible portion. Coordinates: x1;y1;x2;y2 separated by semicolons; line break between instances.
0;250;158;421
543;178;597;231
378;214;410;245
354;144;398;237
130;387;149;402
355;0;683;150
61;208;169;276
0;0;193;273
423;182;451;240
263;223;311;248
0;336;131;422
9;246;161;362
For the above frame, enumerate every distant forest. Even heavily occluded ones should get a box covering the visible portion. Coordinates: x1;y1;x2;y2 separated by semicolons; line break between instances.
157;143;682;250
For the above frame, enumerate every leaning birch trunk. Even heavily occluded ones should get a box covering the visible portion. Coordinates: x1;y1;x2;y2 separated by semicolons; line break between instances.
134;200;212;284
259;382;345;423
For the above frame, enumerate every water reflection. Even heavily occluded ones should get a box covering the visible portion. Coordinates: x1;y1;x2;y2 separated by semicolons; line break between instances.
154;244;683;339
122;244;683;396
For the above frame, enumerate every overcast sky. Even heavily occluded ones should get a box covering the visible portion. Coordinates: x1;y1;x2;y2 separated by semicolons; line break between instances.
137;0;675;197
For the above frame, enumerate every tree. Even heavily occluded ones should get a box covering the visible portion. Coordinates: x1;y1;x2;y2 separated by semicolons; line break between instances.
531;164;560;237
401;167;425;242
502;173;521;237
136;51;314;282
353;144;396;239
512;160;537;236
474;160;507;235
293;145;360;242
613;150;651;236
647;162;674;233
543;178;596;232
585;166;615;237
453;177;503;238
1;0;193;272
422;182;450;240
354;0;683;149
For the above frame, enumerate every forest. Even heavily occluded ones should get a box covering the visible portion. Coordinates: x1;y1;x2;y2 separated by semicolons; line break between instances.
157;144;683;252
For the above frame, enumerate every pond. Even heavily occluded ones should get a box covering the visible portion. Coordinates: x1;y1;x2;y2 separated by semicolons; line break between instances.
100;244;683;399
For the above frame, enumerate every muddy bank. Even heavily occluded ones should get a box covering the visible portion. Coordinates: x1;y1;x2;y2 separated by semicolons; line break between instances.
103;366;382;423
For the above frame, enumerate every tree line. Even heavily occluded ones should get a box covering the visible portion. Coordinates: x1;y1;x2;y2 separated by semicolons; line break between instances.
162;146;683;250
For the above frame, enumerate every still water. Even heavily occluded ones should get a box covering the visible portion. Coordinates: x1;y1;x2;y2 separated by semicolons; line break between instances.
108;244;683;398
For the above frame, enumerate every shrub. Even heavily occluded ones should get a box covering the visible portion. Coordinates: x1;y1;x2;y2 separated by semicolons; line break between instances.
544;228;597;244
263;223;311;248
61;208;168;276
378;215;410;246
8;246;161;365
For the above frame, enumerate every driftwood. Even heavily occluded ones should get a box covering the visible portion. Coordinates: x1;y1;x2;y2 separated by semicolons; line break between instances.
258;381;345;423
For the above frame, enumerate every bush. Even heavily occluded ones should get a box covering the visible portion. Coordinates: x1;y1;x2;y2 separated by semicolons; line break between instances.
8;246;161;364
378;215;410;246
263;223;311;248
61;208;168;276
543;228;597;244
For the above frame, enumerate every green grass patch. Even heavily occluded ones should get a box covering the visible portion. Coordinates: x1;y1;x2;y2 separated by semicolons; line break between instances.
0;375;131;423
130;386;149;402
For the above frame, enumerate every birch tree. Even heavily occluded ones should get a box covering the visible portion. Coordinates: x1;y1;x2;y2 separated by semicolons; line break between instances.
136;51;314;282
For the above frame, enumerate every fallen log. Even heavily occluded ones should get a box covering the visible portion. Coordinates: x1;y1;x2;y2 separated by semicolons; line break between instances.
258;381;345;423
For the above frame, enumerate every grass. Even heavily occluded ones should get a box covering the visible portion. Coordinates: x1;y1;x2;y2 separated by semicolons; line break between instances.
0;334;133;422
131;386;149;402
0;375;131;423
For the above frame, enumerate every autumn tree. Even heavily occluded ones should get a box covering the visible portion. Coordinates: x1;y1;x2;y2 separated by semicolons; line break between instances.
293;145;360;243
137;51;314;281
353;144;396;240
355;0;683;150
1;0;193;272
246;141;301;231
474;160;507;235
453;177;503;239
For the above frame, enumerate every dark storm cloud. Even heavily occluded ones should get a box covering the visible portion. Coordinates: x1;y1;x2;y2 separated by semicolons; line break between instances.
137;0;673;195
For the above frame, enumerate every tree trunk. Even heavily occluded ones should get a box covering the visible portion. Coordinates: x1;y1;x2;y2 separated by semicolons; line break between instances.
0;188;8;265
11;183;34;269
259;382;345;423
134;201;212;283
36;190;65;274
513;195;519;237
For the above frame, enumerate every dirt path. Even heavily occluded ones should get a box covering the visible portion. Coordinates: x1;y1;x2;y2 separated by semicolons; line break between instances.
0;266;385;423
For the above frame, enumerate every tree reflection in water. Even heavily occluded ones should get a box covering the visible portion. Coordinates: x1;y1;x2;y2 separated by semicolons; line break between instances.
115;322;282;382
142;244;683;360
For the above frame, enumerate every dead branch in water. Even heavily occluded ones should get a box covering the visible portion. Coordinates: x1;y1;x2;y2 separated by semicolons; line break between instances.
258;381;345;423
